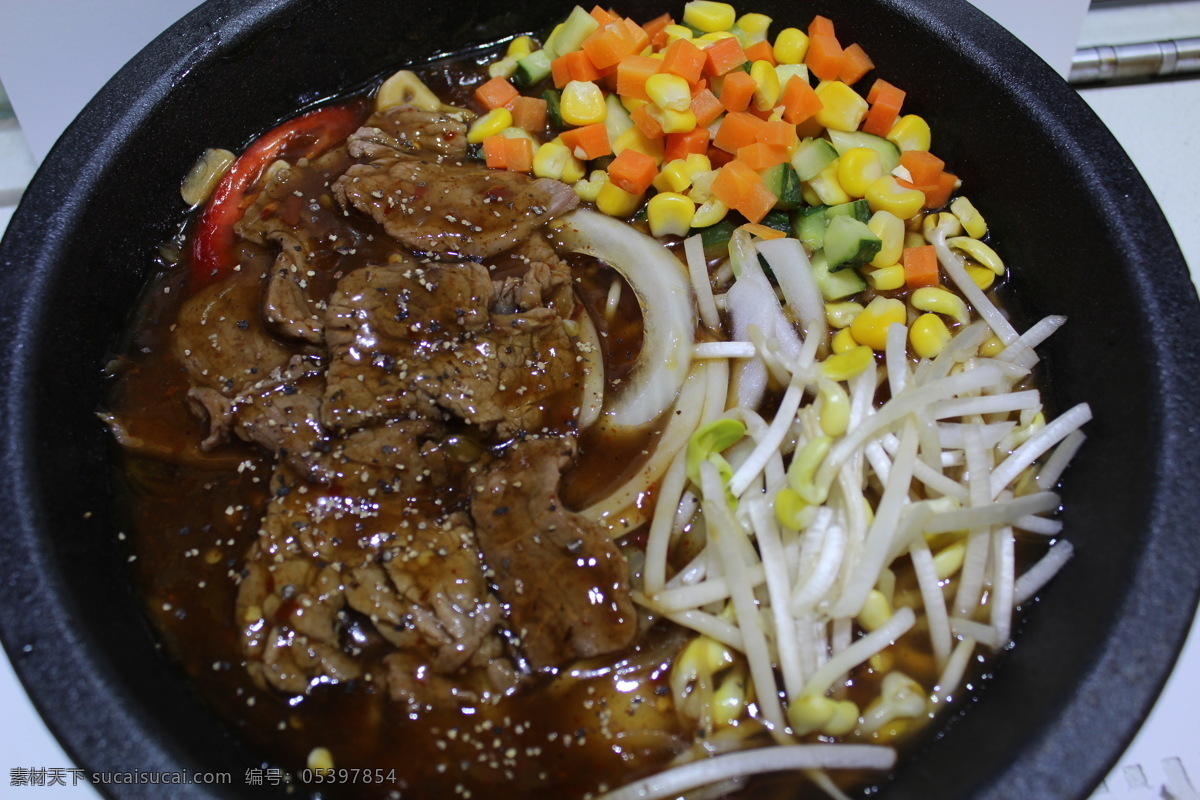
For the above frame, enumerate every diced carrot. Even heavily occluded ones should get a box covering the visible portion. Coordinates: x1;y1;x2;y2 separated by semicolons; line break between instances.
617;55;662;102
482;135;509;169
590;5;618;25
707;145;736;168
711;159;776;223
608;148;659;194
663;128;710;162
924;171;958;209
643;13;675;48
902;245;940;288
838;43;874;84
736;142;790;171
719;70;756;113
809;14;836;39
756;119;799;149
504;136;535;173
690;87;724;127
703;36;749;77
779;75;823;125
806;34;844;82
743;39;776;66
551;57;573;89
582;23;638;70
661;37;707;84
900;150;945;186
861;79;906;137
712;110;768;153
475;76;520;111
621;18;651;54
630;102;665;139
509;96;548;133
560;123;612;160
740;222;787;240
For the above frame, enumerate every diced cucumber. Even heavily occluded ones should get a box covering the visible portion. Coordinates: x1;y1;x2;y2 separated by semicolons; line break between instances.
542;89;564;129
794;205;829;250
792;200;870;251
760;163;805;210
543;6;600;59
513;50;552;89
823;215;882;272
699;220;737;259
761;210;792;233
812;251;867;301
791;137;839;182
826;198;871;223
827;129;901;173
604;93;634;146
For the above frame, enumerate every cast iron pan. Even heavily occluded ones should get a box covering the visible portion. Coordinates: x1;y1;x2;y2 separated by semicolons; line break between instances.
1;0;1198;798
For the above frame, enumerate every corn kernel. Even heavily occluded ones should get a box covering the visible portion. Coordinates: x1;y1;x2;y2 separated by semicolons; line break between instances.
886;114;932;151
825;301;863;328
814;81;869;132
821;345;874;382
487;57;518;79
736;12;773;41
647;192;696;238
809;160;851;205
788;695;836;735
909;313;952;358
950;196;987;238
867;210;904;267
979;334;1005;357
831;327;858;353
467;107;513;143
307;747;334;772
911;286;970;324
837;147;884;198
533;139;585;183
696;30;737;44
573;170;608;203
850;295;906;351
662;24;696;43
948;236;1005;274
865;264;905;291
750;60;781;111
684;0;737;32
506;35;535;59
684;153;713;174
904;230;926;249
612;126;666;161
922;211;962;242
596;180;642;217
646;73;693;112
773;27;809;64
561;80;607;126
688;170;719;203
865;175;926;220
966;264;996;289
653;159;694;193
691;197;729;226
800;182;822;207
647;104;698;134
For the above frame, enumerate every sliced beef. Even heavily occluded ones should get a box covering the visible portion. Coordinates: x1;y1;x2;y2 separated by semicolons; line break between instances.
470;437;636;670
237;545;359;695
346;106;470;162
322;259;582;437
332;157;578;260
262;231;325;344
492;233;576;318
237;421;516;704
172;268;295;397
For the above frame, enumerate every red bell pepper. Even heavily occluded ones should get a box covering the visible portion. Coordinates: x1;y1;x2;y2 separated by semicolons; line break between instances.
189;102;366;289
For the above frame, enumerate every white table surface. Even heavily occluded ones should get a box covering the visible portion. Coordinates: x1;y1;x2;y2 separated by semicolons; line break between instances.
0;2;1197;798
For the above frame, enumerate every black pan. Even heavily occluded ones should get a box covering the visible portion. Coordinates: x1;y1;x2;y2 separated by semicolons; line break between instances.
2;0;1198;798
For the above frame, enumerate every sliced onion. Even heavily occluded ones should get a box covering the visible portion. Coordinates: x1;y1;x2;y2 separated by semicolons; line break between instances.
552;209;696;430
